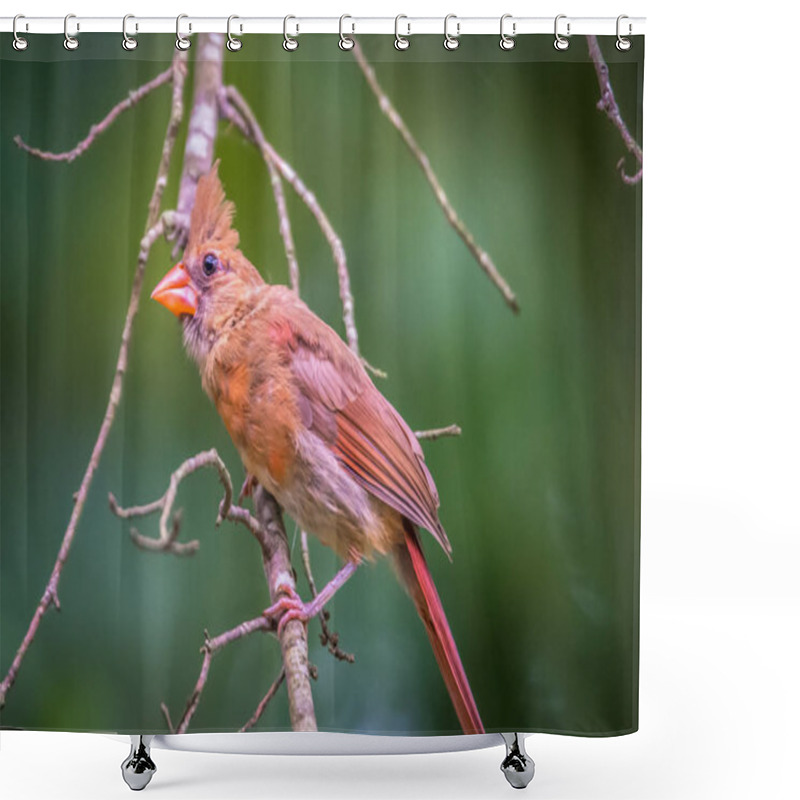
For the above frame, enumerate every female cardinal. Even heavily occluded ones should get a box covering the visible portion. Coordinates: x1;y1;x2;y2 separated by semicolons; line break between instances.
151;163;483;734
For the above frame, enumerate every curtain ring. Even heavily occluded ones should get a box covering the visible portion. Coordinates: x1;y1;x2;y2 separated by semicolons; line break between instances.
12;15;28;51
394;15;410;51
616;15;632;51
175;14;191;50
227;15;242;51
63;14;79;51
444;14;460;51
283;15;299;51
339;14;355;50
554;14;570;51
122;14;138;51
499;14;516;51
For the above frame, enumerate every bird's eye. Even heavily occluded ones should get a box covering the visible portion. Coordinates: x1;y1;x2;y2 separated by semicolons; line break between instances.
202;253;219;277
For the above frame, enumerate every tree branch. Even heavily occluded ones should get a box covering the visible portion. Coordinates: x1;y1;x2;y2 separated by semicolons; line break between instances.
415;424;462;441
254;488;318;731
172;614;278;734
240;667;286;732
217;87;300;294
220;85;360;355
586;35;643;184
109;448;236;556
351;41;519;314
112;447;326;732
299;531;356;664
0;50;188;710
14;66;174;163
172;33;225;253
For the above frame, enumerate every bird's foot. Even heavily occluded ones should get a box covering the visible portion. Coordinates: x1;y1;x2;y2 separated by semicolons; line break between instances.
238;474;257;504
263;584;311;637
262;562;359;638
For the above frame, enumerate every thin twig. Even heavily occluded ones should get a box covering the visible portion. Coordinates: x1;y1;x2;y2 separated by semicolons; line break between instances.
351;41;519;314
218;88;300;293
240;667;286;732
300;532;356;664
586;35;643;184
117;450;329;731
171;488;331;733
14;66;174;163
109;449;234;556
0;51;188;710
300;531;319;597
415;424;462;441
160;702;175;734
175;615;278;734
221;85;360;355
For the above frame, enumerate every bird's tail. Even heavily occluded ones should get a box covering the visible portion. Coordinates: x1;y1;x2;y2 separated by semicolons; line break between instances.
393;520;484;734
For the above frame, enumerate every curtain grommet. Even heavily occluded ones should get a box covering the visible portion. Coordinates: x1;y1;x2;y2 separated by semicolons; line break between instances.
394;15;410;51
339;14;355;51
175;14;191;51
283;15;299;52
444;14;460;51
227;15;243;52
616;15;632;51
499;14;516;51
554;14;570;51
122;15;138;51
63;14;79;51
12;14;29;51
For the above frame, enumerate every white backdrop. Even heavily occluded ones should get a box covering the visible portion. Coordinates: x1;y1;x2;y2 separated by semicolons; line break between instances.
2;1;798;798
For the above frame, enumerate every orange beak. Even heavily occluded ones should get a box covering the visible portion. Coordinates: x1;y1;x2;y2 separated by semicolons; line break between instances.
151;263;198;317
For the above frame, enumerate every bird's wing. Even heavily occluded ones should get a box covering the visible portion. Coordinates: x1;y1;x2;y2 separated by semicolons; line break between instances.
268;294;450;554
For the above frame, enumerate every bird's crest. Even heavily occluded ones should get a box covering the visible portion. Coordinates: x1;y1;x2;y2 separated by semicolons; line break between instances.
186;160;240;255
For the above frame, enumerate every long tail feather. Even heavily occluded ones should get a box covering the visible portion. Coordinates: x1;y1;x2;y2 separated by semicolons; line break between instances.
394;521;484;734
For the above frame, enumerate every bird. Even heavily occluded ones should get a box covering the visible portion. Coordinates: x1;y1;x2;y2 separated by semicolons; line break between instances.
151;162;484;734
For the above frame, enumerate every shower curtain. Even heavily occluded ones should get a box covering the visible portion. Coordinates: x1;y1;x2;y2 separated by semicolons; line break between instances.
0;30;643;739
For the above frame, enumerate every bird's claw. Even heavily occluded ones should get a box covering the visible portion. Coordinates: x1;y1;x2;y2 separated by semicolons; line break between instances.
263;584;311;637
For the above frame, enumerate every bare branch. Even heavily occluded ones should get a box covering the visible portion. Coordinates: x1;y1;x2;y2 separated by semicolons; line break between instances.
109;449;235;556
240;667;286;732
160;702;175;734
351;41;519;314
415;424;462;441
254;488;318;731
586;36;643;184
221;85;360;355
300;532;356;664
175;615;277;734
218;88;300;294
172;33;225;254
0;51;188;710
14;66;174;163
115;449;327;731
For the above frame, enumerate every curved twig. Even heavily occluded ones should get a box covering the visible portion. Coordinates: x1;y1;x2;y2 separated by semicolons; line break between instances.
218;88;300;294
173;615;278;733
240;667;286;732
109;449;235;556
351;41;519;313
220;85;360;355
300;531;356;663
14;66;174;163
586;35;643;184
0;51;188;710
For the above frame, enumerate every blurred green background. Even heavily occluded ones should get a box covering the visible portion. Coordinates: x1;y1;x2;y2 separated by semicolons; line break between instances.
1;34;641;736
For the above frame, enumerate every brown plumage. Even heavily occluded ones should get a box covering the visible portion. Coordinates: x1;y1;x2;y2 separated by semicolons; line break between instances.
151;163;483;733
